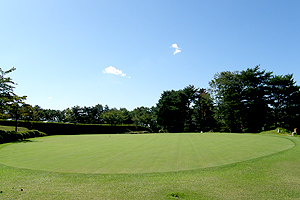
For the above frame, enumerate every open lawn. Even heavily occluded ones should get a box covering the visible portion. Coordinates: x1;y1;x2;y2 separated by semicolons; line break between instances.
0;133;299;199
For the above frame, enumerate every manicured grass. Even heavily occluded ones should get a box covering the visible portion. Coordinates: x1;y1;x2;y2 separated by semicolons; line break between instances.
0;133;293;174
0;133;299;199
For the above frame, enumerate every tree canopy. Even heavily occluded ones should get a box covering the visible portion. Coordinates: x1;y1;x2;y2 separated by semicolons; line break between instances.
209;66;300;132
0;67;27;131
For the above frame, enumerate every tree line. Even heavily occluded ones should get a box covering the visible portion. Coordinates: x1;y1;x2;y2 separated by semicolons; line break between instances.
1;66;299;133
210;66;300;132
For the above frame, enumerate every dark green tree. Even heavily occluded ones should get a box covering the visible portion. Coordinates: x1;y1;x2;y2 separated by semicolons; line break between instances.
288;86;300;130
193;89;216;132
101;108;127;125
92;104;104;123
120;108;132;124
156;90;185;132
181;85;198;131
131;106;155;127
238;66;272;132
32;105;46;121
80;104;104;124
209;70;243;132
156;85;217;132
267;74;300;129
18;104;34;121
209;66;300;132
70;105;83;123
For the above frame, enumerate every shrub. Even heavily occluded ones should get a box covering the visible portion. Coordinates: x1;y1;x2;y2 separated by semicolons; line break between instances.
159;129;168;133
0;129;46;144
0;120;151;135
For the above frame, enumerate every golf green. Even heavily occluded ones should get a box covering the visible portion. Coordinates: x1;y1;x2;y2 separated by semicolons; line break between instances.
0;133;294;174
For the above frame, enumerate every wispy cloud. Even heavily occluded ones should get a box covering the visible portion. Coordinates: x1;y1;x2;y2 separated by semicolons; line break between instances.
171;43;182;55
103;66;127;77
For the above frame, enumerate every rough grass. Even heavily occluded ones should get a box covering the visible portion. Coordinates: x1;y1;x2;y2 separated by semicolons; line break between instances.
262;127;298;136
0;133;299;199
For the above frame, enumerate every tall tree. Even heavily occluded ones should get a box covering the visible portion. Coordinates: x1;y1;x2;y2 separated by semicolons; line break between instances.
288;85;300;130
182;85;198;131
209;66;300;132
32;105;46;121
6;95;27;131
193;89;216;132
92;104;104;123
18;104;34;121
209;70;243;132
64;108;73;122
156;85;202;132
101;108;127;125
0;67;18;116
0;67;26;131
267;74;300;129
239;66;272;132
131;106;153;127
120;108;132;124
156;90;187;132
71;105;83;123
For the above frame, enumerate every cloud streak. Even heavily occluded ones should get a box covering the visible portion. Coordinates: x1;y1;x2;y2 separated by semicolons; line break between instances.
171;43;182;55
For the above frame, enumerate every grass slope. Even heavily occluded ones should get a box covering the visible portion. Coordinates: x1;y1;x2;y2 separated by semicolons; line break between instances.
0;133;299;199
0;133;293;173
0;125;29;132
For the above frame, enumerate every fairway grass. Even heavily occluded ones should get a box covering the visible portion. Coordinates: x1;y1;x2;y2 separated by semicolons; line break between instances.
0;133;294;174
0;133;299;199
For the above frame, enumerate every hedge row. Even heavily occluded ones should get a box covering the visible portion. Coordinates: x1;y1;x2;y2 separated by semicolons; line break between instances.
0;130;47;144
0;120;151;136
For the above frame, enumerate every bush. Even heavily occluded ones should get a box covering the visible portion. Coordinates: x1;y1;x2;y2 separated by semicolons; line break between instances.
0;129;46;144
158;129;168;133
126;131;150;134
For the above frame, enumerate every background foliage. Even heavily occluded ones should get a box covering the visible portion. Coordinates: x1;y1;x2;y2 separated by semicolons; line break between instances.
1;66;299;133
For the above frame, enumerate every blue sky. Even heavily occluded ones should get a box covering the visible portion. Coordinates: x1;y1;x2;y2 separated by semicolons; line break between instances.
1;0;300;111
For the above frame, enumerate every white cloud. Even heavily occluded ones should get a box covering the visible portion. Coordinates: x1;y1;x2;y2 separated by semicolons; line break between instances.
48;97;52;99
172;43;180;49
171;43;182;55
103;66;127;77
174;49;181;55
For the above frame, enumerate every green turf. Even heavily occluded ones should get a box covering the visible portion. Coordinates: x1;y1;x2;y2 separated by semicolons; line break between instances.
0;133;293;174
0;133;299;199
